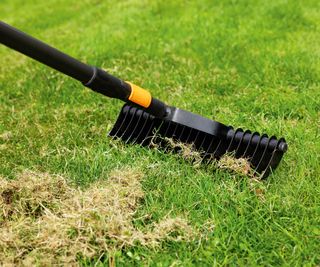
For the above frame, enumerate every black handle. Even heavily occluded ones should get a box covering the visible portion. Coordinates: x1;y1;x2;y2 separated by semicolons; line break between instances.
0;21;168;117
0;21;93;82
0;21;131;101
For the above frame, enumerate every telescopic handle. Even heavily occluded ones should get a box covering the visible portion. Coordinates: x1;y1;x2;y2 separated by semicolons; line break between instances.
0;21;168;117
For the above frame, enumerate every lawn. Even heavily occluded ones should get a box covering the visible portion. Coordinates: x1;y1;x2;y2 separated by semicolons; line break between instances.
0;0;319;266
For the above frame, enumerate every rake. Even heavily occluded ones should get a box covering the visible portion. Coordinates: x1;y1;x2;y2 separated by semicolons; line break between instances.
0;21;288;178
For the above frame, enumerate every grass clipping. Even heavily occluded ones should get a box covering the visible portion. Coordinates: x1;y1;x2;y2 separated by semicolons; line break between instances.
162;137;254;177
0;170;193;265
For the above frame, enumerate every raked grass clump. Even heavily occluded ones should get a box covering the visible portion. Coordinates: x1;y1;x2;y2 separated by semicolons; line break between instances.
0;0;319;266
0;169;195;265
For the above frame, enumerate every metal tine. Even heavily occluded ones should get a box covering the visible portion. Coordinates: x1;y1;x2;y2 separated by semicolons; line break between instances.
203;136;215;159
120;107;138;139
228;128;243;153
176;125;192;154
218;136;233;159
224;125;234;148
246;133;262;160
268;138;286;170
156;119;166;136
188;132;208;165
149;119;164;144
197;134;212;164
260;151;275;179
212;126;233;159
171;123;180;139
134;114;151;144
176;125;198;159
260;138;282;178
154;120;169;148
121;107;139;142
169;126;192;157
250;134;268;168
198;133;208;153
212;138;224;158
226;128;241;152
192;131;201;150
176;126;191;144
125;108;145;144
256;136;278;176
234;130;245;157
255;136;275;173
177;125;186;141
109;106;127;137
269;150;284;172
165;121;178;140
242;131;258;158
109;114;123;137
141;120;156;146
235;130;251;158
186;128;194;143
160;120;174;152
161;122;179;150
165;123;181;152
111;106;132;138
206;137;223;162
182;129;197;152
162;120;172;137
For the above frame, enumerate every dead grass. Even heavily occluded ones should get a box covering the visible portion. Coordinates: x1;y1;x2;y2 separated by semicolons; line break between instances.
217;154;255;178
0;131;12;142
159;137;254;177
0;169;194;266
163;137;204;167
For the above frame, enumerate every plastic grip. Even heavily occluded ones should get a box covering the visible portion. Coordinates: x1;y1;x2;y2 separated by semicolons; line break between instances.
83;67;131;100
126;81;152;108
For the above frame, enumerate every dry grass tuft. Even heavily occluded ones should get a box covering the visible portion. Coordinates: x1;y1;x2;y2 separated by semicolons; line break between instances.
0;170;194;266
161;137;254;177
162;137;204;167
166;138;203;163
0;131;12;142
217;154;255;177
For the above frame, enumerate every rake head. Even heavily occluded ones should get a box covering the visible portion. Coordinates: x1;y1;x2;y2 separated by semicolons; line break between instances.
110;104;288;178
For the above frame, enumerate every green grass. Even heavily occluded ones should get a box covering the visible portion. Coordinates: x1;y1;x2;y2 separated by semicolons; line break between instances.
0;0;319;265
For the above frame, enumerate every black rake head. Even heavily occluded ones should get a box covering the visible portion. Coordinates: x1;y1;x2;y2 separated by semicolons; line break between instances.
110;104;288;178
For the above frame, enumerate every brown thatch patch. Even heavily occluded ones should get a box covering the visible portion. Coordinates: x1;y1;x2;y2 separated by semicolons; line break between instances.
0;169;194;266
0;131;12;142
152;137;204;167
160;137;254;177
164;137;203;166
217;154;255;177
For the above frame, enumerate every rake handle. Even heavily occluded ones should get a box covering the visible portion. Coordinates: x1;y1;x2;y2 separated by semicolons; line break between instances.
0;21;93;82
0;21;168;117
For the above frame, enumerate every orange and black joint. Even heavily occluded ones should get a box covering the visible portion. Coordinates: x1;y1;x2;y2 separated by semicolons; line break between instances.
83;67;168;118
125;81;168;118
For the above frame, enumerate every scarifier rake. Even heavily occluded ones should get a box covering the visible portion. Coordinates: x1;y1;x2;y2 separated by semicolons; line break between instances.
0;21;287;178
